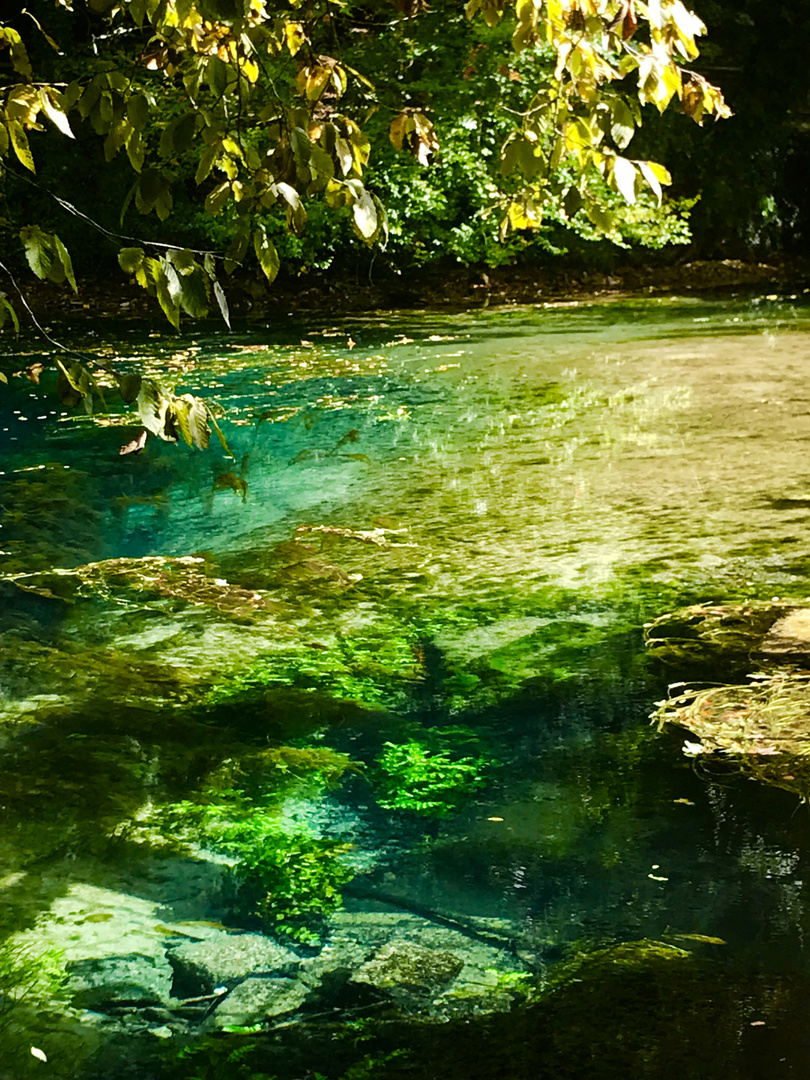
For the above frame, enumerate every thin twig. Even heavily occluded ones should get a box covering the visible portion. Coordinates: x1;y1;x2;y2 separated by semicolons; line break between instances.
0;257;109;369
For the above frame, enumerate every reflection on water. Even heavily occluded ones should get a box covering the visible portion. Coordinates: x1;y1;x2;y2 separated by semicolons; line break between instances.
2;291;810;1078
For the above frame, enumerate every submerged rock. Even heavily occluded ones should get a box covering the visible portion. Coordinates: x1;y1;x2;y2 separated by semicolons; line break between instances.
352;939;464;994
646;600;810;796
653;674;810;758
68;953;172;1010
643;600;807;668
208;976;308;1029
760;609;810;660
168;934;300;997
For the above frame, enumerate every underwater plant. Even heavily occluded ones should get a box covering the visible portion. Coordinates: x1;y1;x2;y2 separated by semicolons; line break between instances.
0;940;68;1016
373;727;494;817
159;799;354;943
216;823;355;943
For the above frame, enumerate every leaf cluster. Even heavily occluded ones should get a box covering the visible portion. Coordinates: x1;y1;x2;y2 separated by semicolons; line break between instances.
0;0;729;331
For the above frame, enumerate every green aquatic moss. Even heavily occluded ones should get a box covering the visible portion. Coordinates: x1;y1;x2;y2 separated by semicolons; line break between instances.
542;938;692;993
205;627;426;714
157;799;354;943
373;728;495;817
218;823;355;943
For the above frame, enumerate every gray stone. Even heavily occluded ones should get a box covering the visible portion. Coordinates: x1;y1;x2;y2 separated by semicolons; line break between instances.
351;940;463;993
168;934;300;997
67;953;172;1010
210;977;308;1029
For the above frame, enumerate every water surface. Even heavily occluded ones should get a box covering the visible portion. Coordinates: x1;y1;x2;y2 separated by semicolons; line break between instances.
2;290;810;1079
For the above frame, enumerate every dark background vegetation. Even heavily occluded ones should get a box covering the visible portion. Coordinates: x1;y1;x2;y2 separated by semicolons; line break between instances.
6;0;810;295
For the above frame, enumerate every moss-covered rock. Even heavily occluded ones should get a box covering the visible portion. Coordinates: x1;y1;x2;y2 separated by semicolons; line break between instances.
643;600;807;668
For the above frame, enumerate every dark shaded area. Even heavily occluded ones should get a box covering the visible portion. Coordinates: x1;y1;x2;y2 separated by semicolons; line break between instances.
144;960;810;1080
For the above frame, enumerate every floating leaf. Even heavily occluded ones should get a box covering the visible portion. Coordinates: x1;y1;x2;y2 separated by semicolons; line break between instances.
119;429;147;455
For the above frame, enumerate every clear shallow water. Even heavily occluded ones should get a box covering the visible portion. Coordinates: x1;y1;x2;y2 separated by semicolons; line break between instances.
3;291;810;1078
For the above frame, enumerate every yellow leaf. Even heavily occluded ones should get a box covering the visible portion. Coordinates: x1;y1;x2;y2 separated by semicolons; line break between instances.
284;21;306;56
40;89;74;138
6;85;41;126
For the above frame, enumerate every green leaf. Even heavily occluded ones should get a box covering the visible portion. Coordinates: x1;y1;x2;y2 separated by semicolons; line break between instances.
586;203;615;233
177;269;210;318
352;189;378;242
127;93;150;130
612;157;637;204
174;113;197;155
195;145;218;184
173;393;211;449
136;168;166;213
40;90;74;138
208;409;234;457
207;56;230;98
53;234;77;291
57;364;83;408
154;268;181;330
136;378;177;440
118;247;145;274
56;359;96;413
0;28;33;78
126;128;145;172
253;229;280;284
213;280;231;329
8;120;35;172
0;296;20;335
224;228;250;273
610;99;635;150
20;225;52;279
155;185;173;222
117;373;142;403
205;182;231;215
637;160;671;204
563;185;584;218
168;248;196;275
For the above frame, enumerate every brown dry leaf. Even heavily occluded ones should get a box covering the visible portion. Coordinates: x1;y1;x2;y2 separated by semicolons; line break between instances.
119;429;147;456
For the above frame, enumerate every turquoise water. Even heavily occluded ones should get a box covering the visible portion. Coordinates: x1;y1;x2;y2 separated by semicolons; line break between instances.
2;290;810;1078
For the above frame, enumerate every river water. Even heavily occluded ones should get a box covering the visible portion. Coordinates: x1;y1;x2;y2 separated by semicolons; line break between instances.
2;290;810;1079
